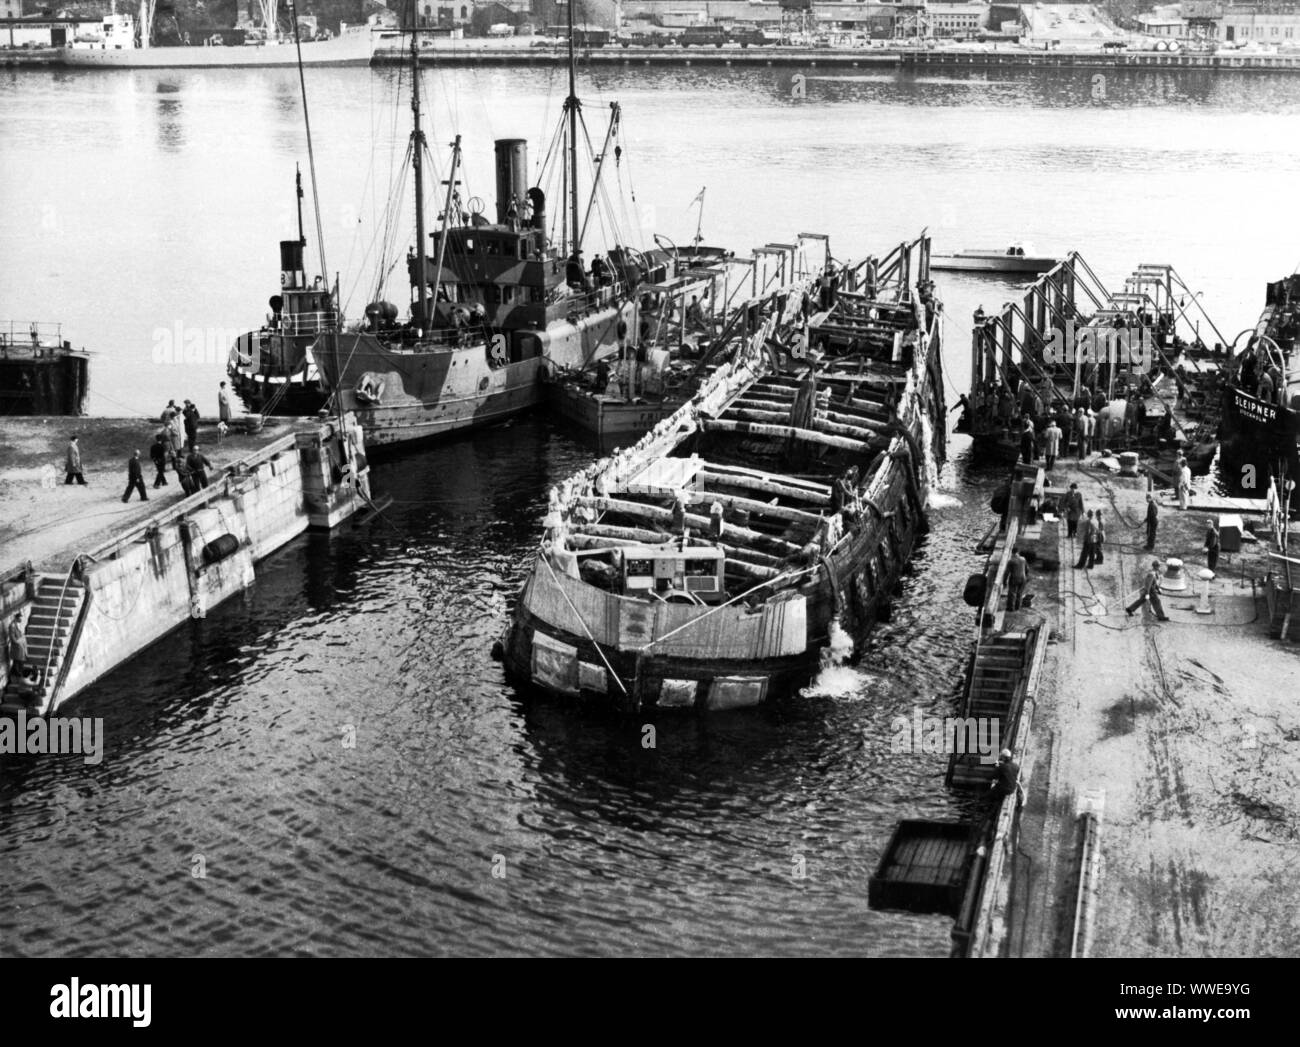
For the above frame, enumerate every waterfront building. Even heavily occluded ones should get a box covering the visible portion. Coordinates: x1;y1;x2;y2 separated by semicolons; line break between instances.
619;0;919;35
925;2;987;37
0;11;132;48
1126;2;1300;45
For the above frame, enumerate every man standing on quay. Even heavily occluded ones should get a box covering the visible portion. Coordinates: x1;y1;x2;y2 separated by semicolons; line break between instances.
218;381;232;425
1020;418;1037;465
1177;457;1192;511
150;432;169;488
1145;493;1159;550
122;450;148;503
1043;416;1062;472
64;434;86;485
1063;483;1084;538
1006;546;1028;612
1075;510;1096;570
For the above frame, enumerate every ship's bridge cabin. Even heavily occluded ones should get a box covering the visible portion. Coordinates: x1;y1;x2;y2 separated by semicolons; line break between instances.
272;239;337;338
396;137;665;353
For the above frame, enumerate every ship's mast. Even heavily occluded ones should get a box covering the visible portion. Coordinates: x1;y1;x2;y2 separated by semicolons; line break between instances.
432;135;462;310
410;5;428;330
288;0;344;429
566;0;580;260
295;163;305;248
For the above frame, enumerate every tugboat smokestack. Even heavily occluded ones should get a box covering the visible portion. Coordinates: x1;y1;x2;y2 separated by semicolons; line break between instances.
279;240;305;290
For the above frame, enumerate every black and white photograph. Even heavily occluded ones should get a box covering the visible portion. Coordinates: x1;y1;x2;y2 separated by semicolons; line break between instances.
0;0;1296;999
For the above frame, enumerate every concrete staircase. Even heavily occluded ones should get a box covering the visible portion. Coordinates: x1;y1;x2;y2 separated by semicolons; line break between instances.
947;631;1033;790
1;576;87;715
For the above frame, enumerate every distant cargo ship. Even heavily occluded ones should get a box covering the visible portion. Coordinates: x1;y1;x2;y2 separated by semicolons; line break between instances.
61;25;373;68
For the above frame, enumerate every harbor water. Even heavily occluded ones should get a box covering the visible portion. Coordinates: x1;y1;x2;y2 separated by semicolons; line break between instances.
2;64;1299;956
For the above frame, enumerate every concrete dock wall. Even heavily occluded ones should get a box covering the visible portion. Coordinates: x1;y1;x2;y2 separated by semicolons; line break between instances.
41;414;369;713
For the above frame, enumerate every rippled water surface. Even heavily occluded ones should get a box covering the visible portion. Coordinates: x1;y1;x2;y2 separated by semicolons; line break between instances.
2;62;1298;955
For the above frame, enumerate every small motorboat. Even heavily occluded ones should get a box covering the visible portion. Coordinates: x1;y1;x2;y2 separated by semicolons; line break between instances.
930;244;1060;276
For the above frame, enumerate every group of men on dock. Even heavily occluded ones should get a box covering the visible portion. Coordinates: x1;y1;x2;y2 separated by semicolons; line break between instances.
144;396;216;501
1009;474;1222;625
59;383;232;503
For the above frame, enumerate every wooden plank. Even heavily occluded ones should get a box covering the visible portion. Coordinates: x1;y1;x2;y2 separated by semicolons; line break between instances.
575;495;801;555
698;460;832;496
680;490;820;527
702;418;870;453
723;406;877;440
699;468;832;506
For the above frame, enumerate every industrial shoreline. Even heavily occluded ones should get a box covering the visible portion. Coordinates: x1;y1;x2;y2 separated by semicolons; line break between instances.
7;43;1300;74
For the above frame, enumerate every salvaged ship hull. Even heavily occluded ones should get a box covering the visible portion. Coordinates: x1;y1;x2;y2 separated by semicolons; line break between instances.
502;233;945;711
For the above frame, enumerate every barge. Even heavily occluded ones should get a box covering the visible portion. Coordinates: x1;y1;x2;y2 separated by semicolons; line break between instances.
0;322;89;416
501;233;945;711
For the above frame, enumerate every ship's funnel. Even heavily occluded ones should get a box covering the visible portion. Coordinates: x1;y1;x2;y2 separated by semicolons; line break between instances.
494;138;528;226
528;186;546;233
279;240;305;290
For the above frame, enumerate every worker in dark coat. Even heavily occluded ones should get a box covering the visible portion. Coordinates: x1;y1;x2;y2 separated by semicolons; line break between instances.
1127;559;1171;621
989;749;1023;805
1006;547;1028;611
186;445;213;490
8;612;29;682
150;432;170;487
1204;519;1220;572
121;450;148;503
1063;483;1084;538
1144;494;1159;550
183;400;200;451
174;454;195;496
1019;418;1037;464
1075;510;1096;569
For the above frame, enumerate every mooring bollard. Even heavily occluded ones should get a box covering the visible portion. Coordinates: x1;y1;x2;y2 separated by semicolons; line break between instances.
1196;568;1215;615
1161;557;1188;593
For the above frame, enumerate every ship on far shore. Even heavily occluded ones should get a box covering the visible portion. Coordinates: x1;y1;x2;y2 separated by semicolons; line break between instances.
59;10;374;68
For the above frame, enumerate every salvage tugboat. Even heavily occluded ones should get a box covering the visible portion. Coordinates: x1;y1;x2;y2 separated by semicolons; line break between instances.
1218;272;1300;494
227;170;334;417
502;233;946;711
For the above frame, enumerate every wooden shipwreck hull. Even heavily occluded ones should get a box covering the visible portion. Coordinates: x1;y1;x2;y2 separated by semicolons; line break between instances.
503;234;945;711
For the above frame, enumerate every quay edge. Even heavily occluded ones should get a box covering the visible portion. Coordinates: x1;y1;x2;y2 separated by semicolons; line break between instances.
0;413;370;717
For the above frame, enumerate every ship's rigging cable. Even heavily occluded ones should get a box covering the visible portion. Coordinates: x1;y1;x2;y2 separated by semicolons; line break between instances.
540;554;628;696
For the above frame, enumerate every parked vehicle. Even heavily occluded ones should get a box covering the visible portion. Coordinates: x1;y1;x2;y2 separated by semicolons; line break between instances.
729;26;770;48
680;25;728;47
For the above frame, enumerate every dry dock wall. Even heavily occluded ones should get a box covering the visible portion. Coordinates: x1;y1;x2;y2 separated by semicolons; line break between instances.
47;416;369;713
